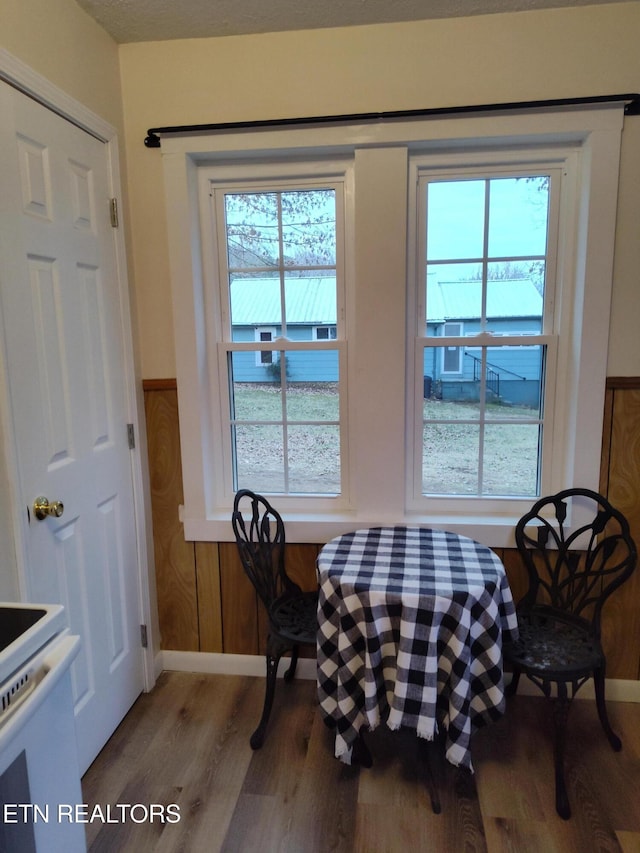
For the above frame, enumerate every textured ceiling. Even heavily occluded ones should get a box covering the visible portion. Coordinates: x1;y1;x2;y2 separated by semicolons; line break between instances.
75;0;632;43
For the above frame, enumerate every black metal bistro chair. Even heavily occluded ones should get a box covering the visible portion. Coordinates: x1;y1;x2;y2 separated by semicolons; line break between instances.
504;488;637;819
232;489;318;749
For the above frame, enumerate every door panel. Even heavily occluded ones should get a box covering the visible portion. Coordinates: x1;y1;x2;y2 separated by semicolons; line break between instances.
0;81;143;773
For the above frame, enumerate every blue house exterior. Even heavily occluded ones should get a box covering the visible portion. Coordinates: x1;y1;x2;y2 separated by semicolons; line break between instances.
229;276;543;407
230;277;339;382
424;278;543;407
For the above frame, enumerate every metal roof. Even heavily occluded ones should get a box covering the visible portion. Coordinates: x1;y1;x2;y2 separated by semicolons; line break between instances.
426;278;542;322
230;276;541;325
230;277;336;325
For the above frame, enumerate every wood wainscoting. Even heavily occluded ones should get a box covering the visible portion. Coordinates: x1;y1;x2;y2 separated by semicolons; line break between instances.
143;378;640;680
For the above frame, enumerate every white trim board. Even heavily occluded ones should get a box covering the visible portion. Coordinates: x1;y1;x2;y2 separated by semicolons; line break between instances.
161;651;640;703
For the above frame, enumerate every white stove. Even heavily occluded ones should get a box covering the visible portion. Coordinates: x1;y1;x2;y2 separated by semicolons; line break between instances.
0;602;85;853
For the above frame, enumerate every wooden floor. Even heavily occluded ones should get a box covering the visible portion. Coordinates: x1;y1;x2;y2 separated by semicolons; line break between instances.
81;671;640;852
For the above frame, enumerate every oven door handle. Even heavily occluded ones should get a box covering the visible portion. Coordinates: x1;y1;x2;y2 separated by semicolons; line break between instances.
0;633;80;753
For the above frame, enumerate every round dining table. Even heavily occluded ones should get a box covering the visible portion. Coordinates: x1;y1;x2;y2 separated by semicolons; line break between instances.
316;525;519;771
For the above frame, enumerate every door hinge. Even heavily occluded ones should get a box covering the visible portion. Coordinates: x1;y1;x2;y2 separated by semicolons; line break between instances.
140;624;148;648
109;197;119;228
127;423;135;449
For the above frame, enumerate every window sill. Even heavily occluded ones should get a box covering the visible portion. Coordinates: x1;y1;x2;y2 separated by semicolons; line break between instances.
180;506;522;549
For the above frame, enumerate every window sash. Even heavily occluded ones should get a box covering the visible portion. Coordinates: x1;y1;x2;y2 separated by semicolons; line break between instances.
409;159;564;508
205;173;349;502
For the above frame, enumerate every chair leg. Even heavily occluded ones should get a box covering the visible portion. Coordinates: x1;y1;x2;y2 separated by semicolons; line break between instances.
552;683;571;820
250;651;280;750
506;668;521;696
284;645;299;682
594;665;622;751
422;739;442;814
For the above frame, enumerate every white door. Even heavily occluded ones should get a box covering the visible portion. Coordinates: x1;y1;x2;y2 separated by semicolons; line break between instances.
0;82;144;773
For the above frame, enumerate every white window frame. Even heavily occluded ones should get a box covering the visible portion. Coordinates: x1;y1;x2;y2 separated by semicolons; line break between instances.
160;105;623;544
199;160;352;519
411;161;562;510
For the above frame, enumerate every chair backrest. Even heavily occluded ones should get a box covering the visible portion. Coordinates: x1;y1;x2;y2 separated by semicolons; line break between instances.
232;489;300;610
515;487;637;635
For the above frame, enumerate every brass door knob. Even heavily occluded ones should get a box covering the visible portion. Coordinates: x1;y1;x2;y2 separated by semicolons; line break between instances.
33;496;64;521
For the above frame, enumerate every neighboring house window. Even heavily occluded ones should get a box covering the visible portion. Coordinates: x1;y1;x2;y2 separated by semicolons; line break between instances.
162;106;623;543
255;328;276;365
314;325;337;340
442;322;463;373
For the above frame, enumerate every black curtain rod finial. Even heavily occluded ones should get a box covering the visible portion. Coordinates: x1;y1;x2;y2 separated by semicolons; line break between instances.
144;132;161;148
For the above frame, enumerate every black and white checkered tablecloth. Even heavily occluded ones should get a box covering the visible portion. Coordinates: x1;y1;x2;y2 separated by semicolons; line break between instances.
316;526;519;771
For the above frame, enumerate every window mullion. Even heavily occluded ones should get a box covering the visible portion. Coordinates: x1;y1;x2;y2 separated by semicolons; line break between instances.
280;351;290;494
482;179;490;330
478;347;487;495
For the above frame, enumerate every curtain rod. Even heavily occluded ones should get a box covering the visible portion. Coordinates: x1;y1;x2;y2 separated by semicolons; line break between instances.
144;93;640;147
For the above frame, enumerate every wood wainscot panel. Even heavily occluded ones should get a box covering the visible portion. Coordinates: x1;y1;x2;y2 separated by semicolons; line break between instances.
602;385;640;680
142;376;640;683
144;383;199;651
218;542;320;659
498;548;529;609
219;542;260;655
195;543;223;653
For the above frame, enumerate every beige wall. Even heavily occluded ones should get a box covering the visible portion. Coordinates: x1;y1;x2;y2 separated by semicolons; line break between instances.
0;0;123;130
118;2;640;380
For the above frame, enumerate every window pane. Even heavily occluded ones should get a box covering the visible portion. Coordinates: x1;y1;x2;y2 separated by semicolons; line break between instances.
482;424;540;496
234;424;285;493
423;347;544;412
427;346;481;396
423;424;479;495
281;190;336;266
421;342;544;496
426;180;485;260
225;192;279;267
485;264;544;334
426;263;482;326
283;273;336;334
287;425;340;494
286;359;339;420
488;176;549;258
230;273;282;330
230;350;341;495
484;345;545;414
230;351;284;405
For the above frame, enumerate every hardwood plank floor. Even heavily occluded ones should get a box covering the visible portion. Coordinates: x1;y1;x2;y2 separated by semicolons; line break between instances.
81;672;640;852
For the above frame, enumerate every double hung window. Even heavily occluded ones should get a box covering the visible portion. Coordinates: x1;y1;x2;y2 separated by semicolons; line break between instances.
163;106;623;542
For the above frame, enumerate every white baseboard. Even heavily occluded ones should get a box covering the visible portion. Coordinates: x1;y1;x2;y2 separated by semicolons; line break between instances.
159;651;640;702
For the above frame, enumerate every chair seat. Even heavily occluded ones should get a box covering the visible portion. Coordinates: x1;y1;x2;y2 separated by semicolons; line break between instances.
271;591;318;645
505;606;603;680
